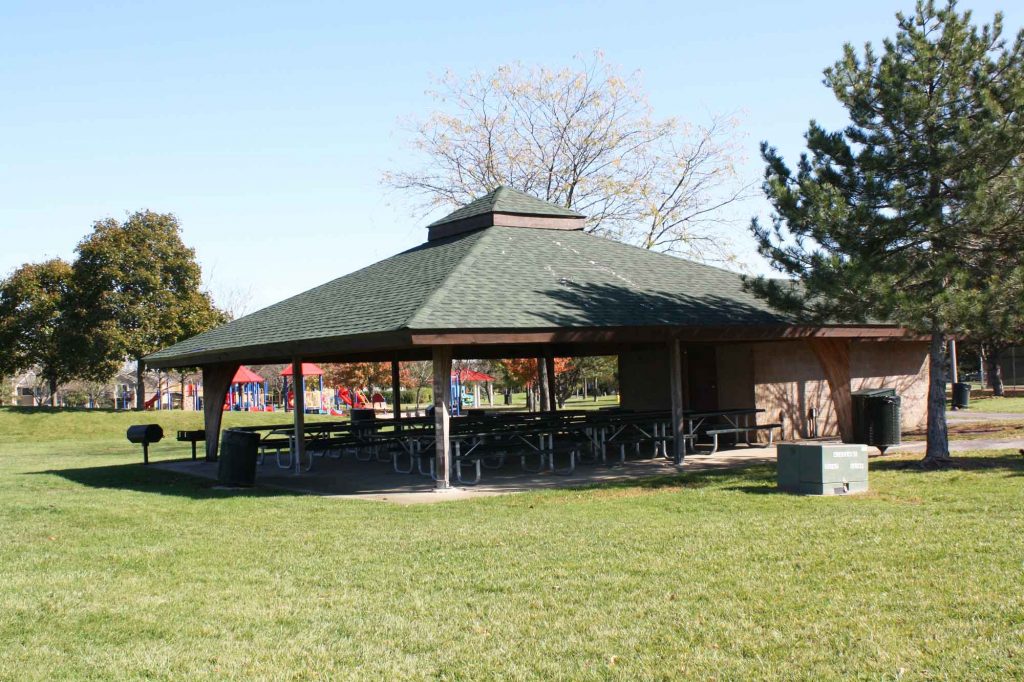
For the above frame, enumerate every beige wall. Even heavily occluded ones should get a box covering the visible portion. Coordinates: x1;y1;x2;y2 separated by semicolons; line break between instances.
750;339;929;440
617;339;929;441
850;341;929;431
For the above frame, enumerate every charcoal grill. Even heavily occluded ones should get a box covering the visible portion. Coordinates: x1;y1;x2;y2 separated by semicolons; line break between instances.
127;424;164;464
176;430;206;460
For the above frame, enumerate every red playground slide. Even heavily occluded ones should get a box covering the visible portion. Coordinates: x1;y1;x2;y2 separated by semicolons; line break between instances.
337;387;369;408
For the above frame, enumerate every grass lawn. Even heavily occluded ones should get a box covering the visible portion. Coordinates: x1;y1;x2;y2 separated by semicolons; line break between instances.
1;407;1022;680
904;417;1024;442
969;395;1024;413
486;393;619;411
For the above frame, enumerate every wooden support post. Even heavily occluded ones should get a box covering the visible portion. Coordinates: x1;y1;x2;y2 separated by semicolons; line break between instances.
201;362;239;461
291;358;306;475
432;346;453;488
808;338;853;442
668;339;686;464
949;339;959;384
545;354;558;411
537;357;551;412
391;360;402;423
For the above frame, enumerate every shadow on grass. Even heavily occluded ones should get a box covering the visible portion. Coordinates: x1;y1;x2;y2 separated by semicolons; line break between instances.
871;452;1024;475
32;460;300;499
578;463;778;494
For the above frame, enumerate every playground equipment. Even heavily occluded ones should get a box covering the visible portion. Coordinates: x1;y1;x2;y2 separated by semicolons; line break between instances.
337;386;369;409
451;368;495;415
226;366;269;411
281;363;327;414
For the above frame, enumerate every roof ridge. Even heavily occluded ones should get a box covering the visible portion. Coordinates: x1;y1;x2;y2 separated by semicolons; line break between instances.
403;229;493;329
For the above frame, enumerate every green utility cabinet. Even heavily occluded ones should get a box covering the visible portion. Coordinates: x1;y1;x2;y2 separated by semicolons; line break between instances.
777;443;869;495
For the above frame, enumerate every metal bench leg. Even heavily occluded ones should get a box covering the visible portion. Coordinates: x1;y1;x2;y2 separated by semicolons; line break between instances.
393;448;414;474
456;459;481;485
520;451;545;473
276;444;293;469
551;449;576;475
708;433;720;456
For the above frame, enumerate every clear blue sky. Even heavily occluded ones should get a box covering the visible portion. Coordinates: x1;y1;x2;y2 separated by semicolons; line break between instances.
1;1;1018;311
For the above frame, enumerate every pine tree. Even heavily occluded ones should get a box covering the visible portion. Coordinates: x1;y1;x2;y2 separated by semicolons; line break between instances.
747;1;1024;465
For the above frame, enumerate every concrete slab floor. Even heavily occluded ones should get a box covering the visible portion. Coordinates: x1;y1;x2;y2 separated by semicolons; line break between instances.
154;445;779;505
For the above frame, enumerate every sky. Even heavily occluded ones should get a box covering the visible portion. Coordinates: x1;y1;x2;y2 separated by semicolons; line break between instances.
1;0;1020;312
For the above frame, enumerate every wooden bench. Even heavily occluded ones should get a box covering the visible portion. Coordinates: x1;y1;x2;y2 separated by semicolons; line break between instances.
703;424;781;455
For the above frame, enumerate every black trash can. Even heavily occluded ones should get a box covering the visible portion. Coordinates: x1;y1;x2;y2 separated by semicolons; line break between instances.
218;429;259;486
952;382;971;409
851;388;895;444
868;394;901;452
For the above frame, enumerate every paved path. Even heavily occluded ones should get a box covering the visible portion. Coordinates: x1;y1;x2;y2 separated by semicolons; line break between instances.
948;410;1024;423
891;437;1024;453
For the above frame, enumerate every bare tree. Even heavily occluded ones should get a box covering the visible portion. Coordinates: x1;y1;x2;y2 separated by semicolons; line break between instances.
384;53;750;263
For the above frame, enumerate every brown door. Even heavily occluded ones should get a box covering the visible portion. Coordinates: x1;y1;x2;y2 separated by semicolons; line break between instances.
686;345;719;411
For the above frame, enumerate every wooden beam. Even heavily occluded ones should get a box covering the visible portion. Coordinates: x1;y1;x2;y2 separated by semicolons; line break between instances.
432;346;453;488
291;358;306;475
545;354;557;411
201;363;239;461
808;338;853;441
391;360;402;422
147;324;923;371
668;339;686;464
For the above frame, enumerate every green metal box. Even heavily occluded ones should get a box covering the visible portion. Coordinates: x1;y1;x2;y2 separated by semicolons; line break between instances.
777;443;869;495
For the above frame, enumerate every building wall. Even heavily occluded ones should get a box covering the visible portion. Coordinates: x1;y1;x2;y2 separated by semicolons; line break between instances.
716;344;755;409
750;340;929;440
618;347;671;411
617;339;929;441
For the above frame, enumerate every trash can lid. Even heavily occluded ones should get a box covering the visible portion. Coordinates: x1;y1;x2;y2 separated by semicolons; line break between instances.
850;387;896;397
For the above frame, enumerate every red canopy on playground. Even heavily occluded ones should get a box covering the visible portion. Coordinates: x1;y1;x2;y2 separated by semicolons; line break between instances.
280;363;324;377
232;366;265;383
453;369;495;383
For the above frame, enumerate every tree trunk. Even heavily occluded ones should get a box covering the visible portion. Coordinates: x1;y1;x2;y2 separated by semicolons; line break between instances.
988;350;1005;397
487;381;493;406
526;384;534;411
48;375;58;407
924;331;951;464
135;359;146;411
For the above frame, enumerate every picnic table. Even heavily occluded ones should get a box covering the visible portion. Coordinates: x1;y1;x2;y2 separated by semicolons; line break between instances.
229;405;779;481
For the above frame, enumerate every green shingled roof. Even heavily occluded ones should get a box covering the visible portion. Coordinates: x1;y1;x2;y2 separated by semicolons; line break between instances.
427;186;583;227
146;224;790;367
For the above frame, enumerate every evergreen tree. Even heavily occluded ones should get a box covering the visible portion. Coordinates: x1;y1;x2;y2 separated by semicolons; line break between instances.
747;1;1024;465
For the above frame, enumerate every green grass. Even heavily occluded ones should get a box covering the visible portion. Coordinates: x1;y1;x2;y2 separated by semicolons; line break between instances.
486;393;620;411
1;407;1022;680
969;395;1024;413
